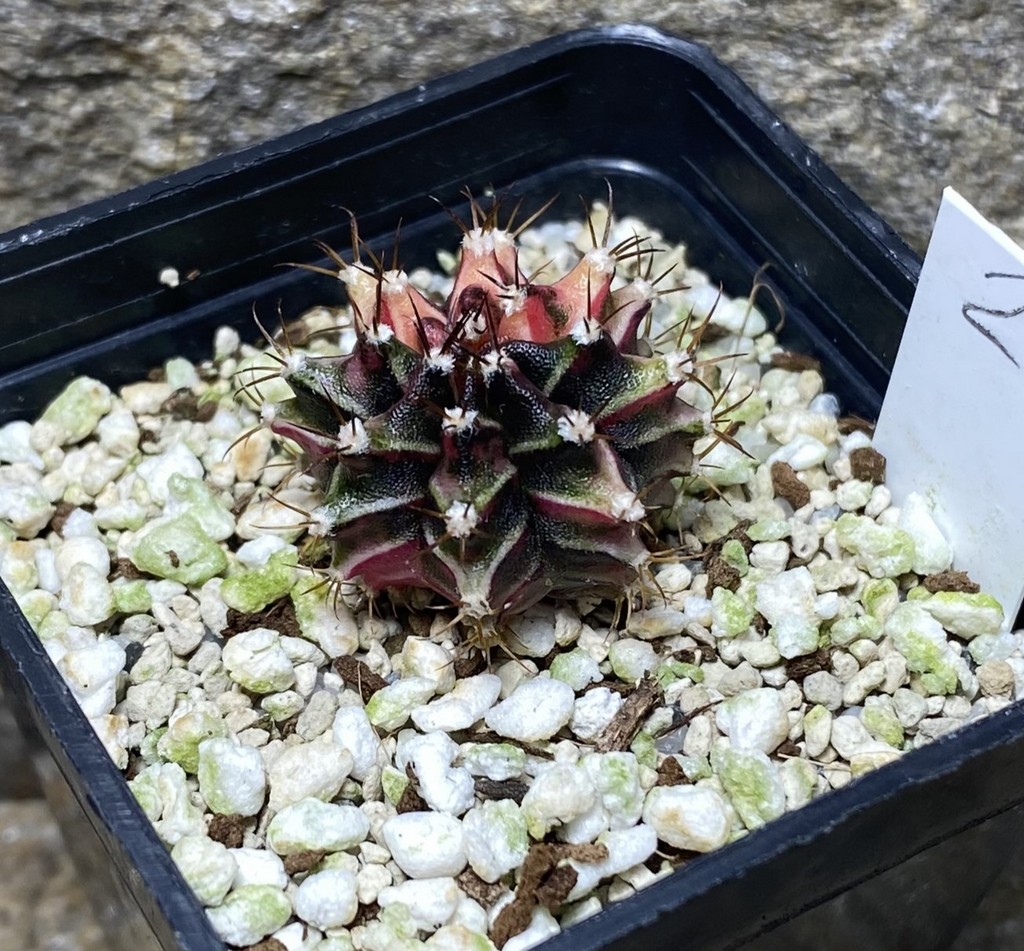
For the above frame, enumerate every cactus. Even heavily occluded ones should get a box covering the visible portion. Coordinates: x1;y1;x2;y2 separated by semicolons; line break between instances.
257;194;722;643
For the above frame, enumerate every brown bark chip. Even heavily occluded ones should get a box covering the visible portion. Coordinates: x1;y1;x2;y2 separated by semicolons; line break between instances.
405;611;433;638
49;500;76;536
775;739;803;758
111;556;145;581
207;814;250;849
656;756;690;786
491;878;545;939
457;868;508;908
786;648;833;683
770;351;822;372
475;777;530;804
454;652;488;679
837;415;876;436
160;388;217;422
702;521;754;594
349;901;380;929
225;598;302;640
770;461;811;510
558;843;608;863
535;864;579;908
282;850;326;875
491;843;609;948
594;675;662;753
333;655;388;703
923;570;981;594
849;446;887;484
706;556;741;593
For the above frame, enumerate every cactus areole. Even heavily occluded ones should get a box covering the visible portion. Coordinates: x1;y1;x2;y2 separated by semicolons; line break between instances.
264;196;714;643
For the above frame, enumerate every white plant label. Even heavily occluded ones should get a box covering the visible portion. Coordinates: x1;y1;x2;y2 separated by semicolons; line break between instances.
874;186;1024;622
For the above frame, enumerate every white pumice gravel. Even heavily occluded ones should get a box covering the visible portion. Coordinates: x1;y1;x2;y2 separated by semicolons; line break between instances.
266;798;370;855
642;785;733;853
230;847;289;889
377;876;461;931
293;868;360;930
382;812;468;879
411;673;502;733
197;737;267;817
564;825;659;902
10;210;1023;949
463;800;530;882
484;678;576;742
171;833;238;907
266;738;354;811
396;731;475;816
206;884;292;947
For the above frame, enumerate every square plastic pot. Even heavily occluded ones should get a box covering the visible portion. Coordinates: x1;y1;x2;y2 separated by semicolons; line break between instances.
2;23;1022;951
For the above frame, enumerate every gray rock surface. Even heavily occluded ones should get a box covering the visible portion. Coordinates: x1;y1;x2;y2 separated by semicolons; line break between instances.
0;801;105;951
1;2;1023;251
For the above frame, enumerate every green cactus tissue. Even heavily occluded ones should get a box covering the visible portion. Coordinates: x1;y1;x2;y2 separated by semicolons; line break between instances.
255;196;721;644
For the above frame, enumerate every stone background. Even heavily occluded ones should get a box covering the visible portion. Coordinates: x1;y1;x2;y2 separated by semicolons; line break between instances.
3;1;1024;948
2;1;1024;252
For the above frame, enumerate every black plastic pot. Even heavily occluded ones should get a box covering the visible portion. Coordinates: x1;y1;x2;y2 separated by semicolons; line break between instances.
1;23;1021;951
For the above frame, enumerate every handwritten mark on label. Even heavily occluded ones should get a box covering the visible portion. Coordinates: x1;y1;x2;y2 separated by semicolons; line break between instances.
874;187;1024;623
962;272;1024;367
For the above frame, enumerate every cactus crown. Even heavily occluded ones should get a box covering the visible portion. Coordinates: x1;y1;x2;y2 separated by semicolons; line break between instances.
261;193;718;641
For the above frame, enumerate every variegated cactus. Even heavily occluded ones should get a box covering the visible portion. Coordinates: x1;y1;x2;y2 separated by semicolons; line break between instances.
260;195;718;641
